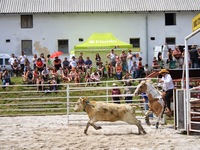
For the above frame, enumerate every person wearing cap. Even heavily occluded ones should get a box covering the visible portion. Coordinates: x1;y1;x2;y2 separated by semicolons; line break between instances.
159;68;174;115
111;83;121;104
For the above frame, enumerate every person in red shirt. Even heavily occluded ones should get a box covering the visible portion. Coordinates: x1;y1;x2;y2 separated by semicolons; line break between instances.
36;58;44;72
115;62;122;80
136;57;144;78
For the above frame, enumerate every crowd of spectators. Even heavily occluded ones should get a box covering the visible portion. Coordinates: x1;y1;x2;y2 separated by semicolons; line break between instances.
1;45;200;90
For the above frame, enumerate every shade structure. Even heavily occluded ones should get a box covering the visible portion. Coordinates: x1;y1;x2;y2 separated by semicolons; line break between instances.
74;33;133;50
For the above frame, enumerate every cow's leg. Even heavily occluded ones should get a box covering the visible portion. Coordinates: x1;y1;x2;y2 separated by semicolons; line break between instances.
84;119;102;135
125;117;146;134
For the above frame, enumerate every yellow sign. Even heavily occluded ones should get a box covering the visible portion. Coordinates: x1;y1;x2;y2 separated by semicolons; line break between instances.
192;13;200;31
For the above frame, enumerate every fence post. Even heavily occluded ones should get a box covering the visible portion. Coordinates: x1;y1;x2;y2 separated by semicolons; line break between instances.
66;84;69;124
106;82;108;103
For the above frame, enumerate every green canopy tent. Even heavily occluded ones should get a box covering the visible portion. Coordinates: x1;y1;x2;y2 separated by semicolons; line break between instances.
72;33;140;67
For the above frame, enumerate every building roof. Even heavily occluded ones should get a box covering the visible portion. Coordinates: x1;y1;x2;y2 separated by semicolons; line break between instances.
0;0;200;14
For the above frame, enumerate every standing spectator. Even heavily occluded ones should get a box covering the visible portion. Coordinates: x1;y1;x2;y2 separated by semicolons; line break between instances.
144;64;151;77
158;52;164;69
9;54;17;75
120;50;127;72
46;54;53;70
198;47;200;67
62;57;70;70
136;57;144;78
123;80;134;103
53;57;62;71
18;51;27;74
1;69;11;89
36;58;44;73
130;61;137;79
95;53;101;67
107;49;117;70
152;57;160;69
40;53;46;67
84;57;93;74
173;46;183;68
167;48;173;65
32;54;38;69
115;62;122;80
189;45;199;68
111;83;121;104
127;49;133;72
159;69;174;116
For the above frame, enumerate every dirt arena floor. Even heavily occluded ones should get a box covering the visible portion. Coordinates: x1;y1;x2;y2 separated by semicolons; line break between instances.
0;115;200;150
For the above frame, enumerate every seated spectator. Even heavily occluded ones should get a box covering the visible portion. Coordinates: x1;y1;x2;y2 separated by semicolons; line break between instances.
1;69;11;89
90;70;100;85
69;56;77;69
122;71;132;85
36;75;44;91
23;68;33;84
111;83;121;104
84;57;93;74
130;61;137;79
67;67;80;84
173;46;183;68
36;58;44;72
115;62;122;80
97;62;104;77
61;68;69;82
152;57;160;69
32;68;40;84
24;58;31;73
48;75;58;91
53;56;62;71
41;67;49;81
62;57;70;70
77;56;85;73
12;59;19;77
85;72;91;86
32;54;38;70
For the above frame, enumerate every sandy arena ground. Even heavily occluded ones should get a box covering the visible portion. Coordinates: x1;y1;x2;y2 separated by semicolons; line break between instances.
0;115;200;150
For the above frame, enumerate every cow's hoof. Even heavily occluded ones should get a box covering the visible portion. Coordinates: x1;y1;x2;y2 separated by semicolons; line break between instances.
96;126;102;130
84;130;88;135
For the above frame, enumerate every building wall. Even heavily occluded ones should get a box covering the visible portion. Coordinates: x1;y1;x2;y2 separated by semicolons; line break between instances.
0;11;199;65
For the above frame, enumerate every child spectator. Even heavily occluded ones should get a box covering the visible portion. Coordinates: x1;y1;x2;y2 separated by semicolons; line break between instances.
97;62;104;78
90;70;100;85
130;61;137;79
85;72;91;86
36;75;44;91
115;62;122;80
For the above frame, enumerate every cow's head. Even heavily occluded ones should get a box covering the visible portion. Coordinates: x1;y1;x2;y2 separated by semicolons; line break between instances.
74;97;87;112
133;80;148;96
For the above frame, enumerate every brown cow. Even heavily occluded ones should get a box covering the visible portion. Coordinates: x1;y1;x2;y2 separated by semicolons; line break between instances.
74;97;146;135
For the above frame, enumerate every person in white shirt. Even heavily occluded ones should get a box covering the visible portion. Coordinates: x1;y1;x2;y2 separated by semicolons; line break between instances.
9;54;17;66
18;51;27;73
159;68;174;115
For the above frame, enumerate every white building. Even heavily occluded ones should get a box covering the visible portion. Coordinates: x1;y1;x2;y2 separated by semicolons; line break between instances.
0;0;200;65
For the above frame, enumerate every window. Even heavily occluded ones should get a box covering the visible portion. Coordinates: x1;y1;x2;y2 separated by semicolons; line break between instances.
165;37;176;45
130;38;140;48
21;15;33;28
58;40;69;54
165;13;176;26
21;40;32;55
